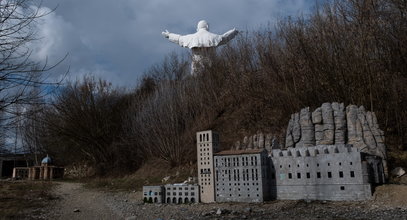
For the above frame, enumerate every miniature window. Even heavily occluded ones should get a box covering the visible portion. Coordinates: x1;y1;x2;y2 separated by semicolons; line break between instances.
279;152;284;157
307;172;310;178
315;149;319;155
328;172;332;178
334;148;339;153
200;134;202;142
288;151;292;156
191;192;195;196
297;164;300;167
185;192;189;196
173;192;176;196
350;171;355;177
154;192;158;195
167;192;170;196
296;151;301;157
288;173;292;179
306;150;310;156
339;171;344;178
340;186;345;190
324;149;329;154
297;173;301;179
328;163;330;166
339;162;342;166
317;163;319;167
306;164;309;167
350;162;353;165
317;172;321;178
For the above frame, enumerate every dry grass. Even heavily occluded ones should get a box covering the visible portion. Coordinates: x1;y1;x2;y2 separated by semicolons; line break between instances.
0;180;55;219
84;158;196;191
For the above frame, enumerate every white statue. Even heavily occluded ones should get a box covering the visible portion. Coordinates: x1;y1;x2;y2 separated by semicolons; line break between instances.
162;20;238;74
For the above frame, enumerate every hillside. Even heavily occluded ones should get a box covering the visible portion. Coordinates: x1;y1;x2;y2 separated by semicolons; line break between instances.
23;0;406;175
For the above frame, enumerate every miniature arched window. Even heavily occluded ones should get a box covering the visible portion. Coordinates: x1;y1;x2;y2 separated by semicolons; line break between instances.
178;198;183;204
315;149;319;155
167;197;171;203
172;198;176;203
305;150;310;156
334;147;339;153
288;151;292;156
200;134;202;142
184;198;189;203
279;152;284;157
206;133;209;141
154;197;158;203
296;151;301;157
324;148;329;154
191;198;195;203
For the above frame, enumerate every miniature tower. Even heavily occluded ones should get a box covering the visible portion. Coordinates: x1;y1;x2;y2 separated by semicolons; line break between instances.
197;130;219;203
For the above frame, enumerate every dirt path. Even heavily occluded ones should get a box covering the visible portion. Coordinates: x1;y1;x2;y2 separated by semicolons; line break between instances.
47;182;124;220
41;182;407;220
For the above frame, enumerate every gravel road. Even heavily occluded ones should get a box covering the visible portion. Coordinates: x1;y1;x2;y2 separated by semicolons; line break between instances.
42;182;407;220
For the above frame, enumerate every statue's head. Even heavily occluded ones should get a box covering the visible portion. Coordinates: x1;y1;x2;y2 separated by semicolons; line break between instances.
197;20;209;31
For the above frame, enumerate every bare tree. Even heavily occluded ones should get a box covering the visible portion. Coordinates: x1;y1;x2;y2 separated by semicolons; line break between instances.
0;0;65;152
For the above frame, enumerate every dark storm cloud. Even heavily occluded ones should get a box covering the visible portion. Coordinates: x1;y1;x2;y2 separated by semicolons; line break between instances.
31;0;320;86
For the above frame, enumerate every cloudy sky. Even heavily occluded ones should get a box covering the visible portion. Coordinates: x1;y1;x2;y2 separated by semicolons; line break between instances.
31;0;324;87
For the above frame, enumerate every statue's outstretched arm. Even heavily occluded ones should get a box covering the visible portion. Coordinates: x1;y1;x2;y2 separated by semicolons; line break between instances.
162;30;181;45
219;28;238;45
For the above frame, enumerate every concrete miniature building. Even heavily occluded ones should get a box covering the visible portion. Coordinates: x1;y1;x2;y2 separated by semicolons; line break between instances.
195;131;385;203
197;130;219;203
269;144;384;200
214;149;271;202
164;184;199;204
143;186;164;203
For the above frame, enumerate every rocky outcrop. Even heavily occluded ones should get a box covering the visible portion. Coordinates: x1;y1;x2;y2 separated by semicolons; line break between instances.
285;102;387;175
233;132;279;151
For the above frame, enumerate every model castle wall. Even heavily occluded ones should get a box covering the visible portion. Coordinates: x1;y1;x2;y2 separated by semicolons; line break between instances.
269;144;383;200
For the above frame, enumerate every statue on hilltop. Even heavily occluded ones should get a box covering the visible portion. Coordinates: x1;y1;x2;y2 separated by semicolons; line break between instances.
162;20;238;75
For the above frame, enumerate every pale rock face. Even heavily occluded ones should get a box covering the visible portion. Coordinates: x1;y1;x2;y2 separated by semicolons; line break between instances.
285;115;295;148
299;107;315;147
162;20;238;74
252;134;259;149
265;134;272;151
258;132;265;149
321;103;335;145
332;102;346;144
292;113;301;143
285;102;388;176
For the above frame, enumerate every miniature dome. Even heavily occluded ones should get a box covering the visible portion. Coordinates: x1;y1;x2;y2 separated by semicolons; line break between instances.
41;155;52;164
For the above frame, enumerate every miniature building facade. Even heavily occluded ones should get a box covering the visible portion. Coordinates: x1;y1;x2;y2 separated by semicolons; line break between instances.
197;130;219;203
143;186;164;203
214;149;271;202
12;155;64;180
164;184;199;204
269;144;384;200
142;184;199;204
